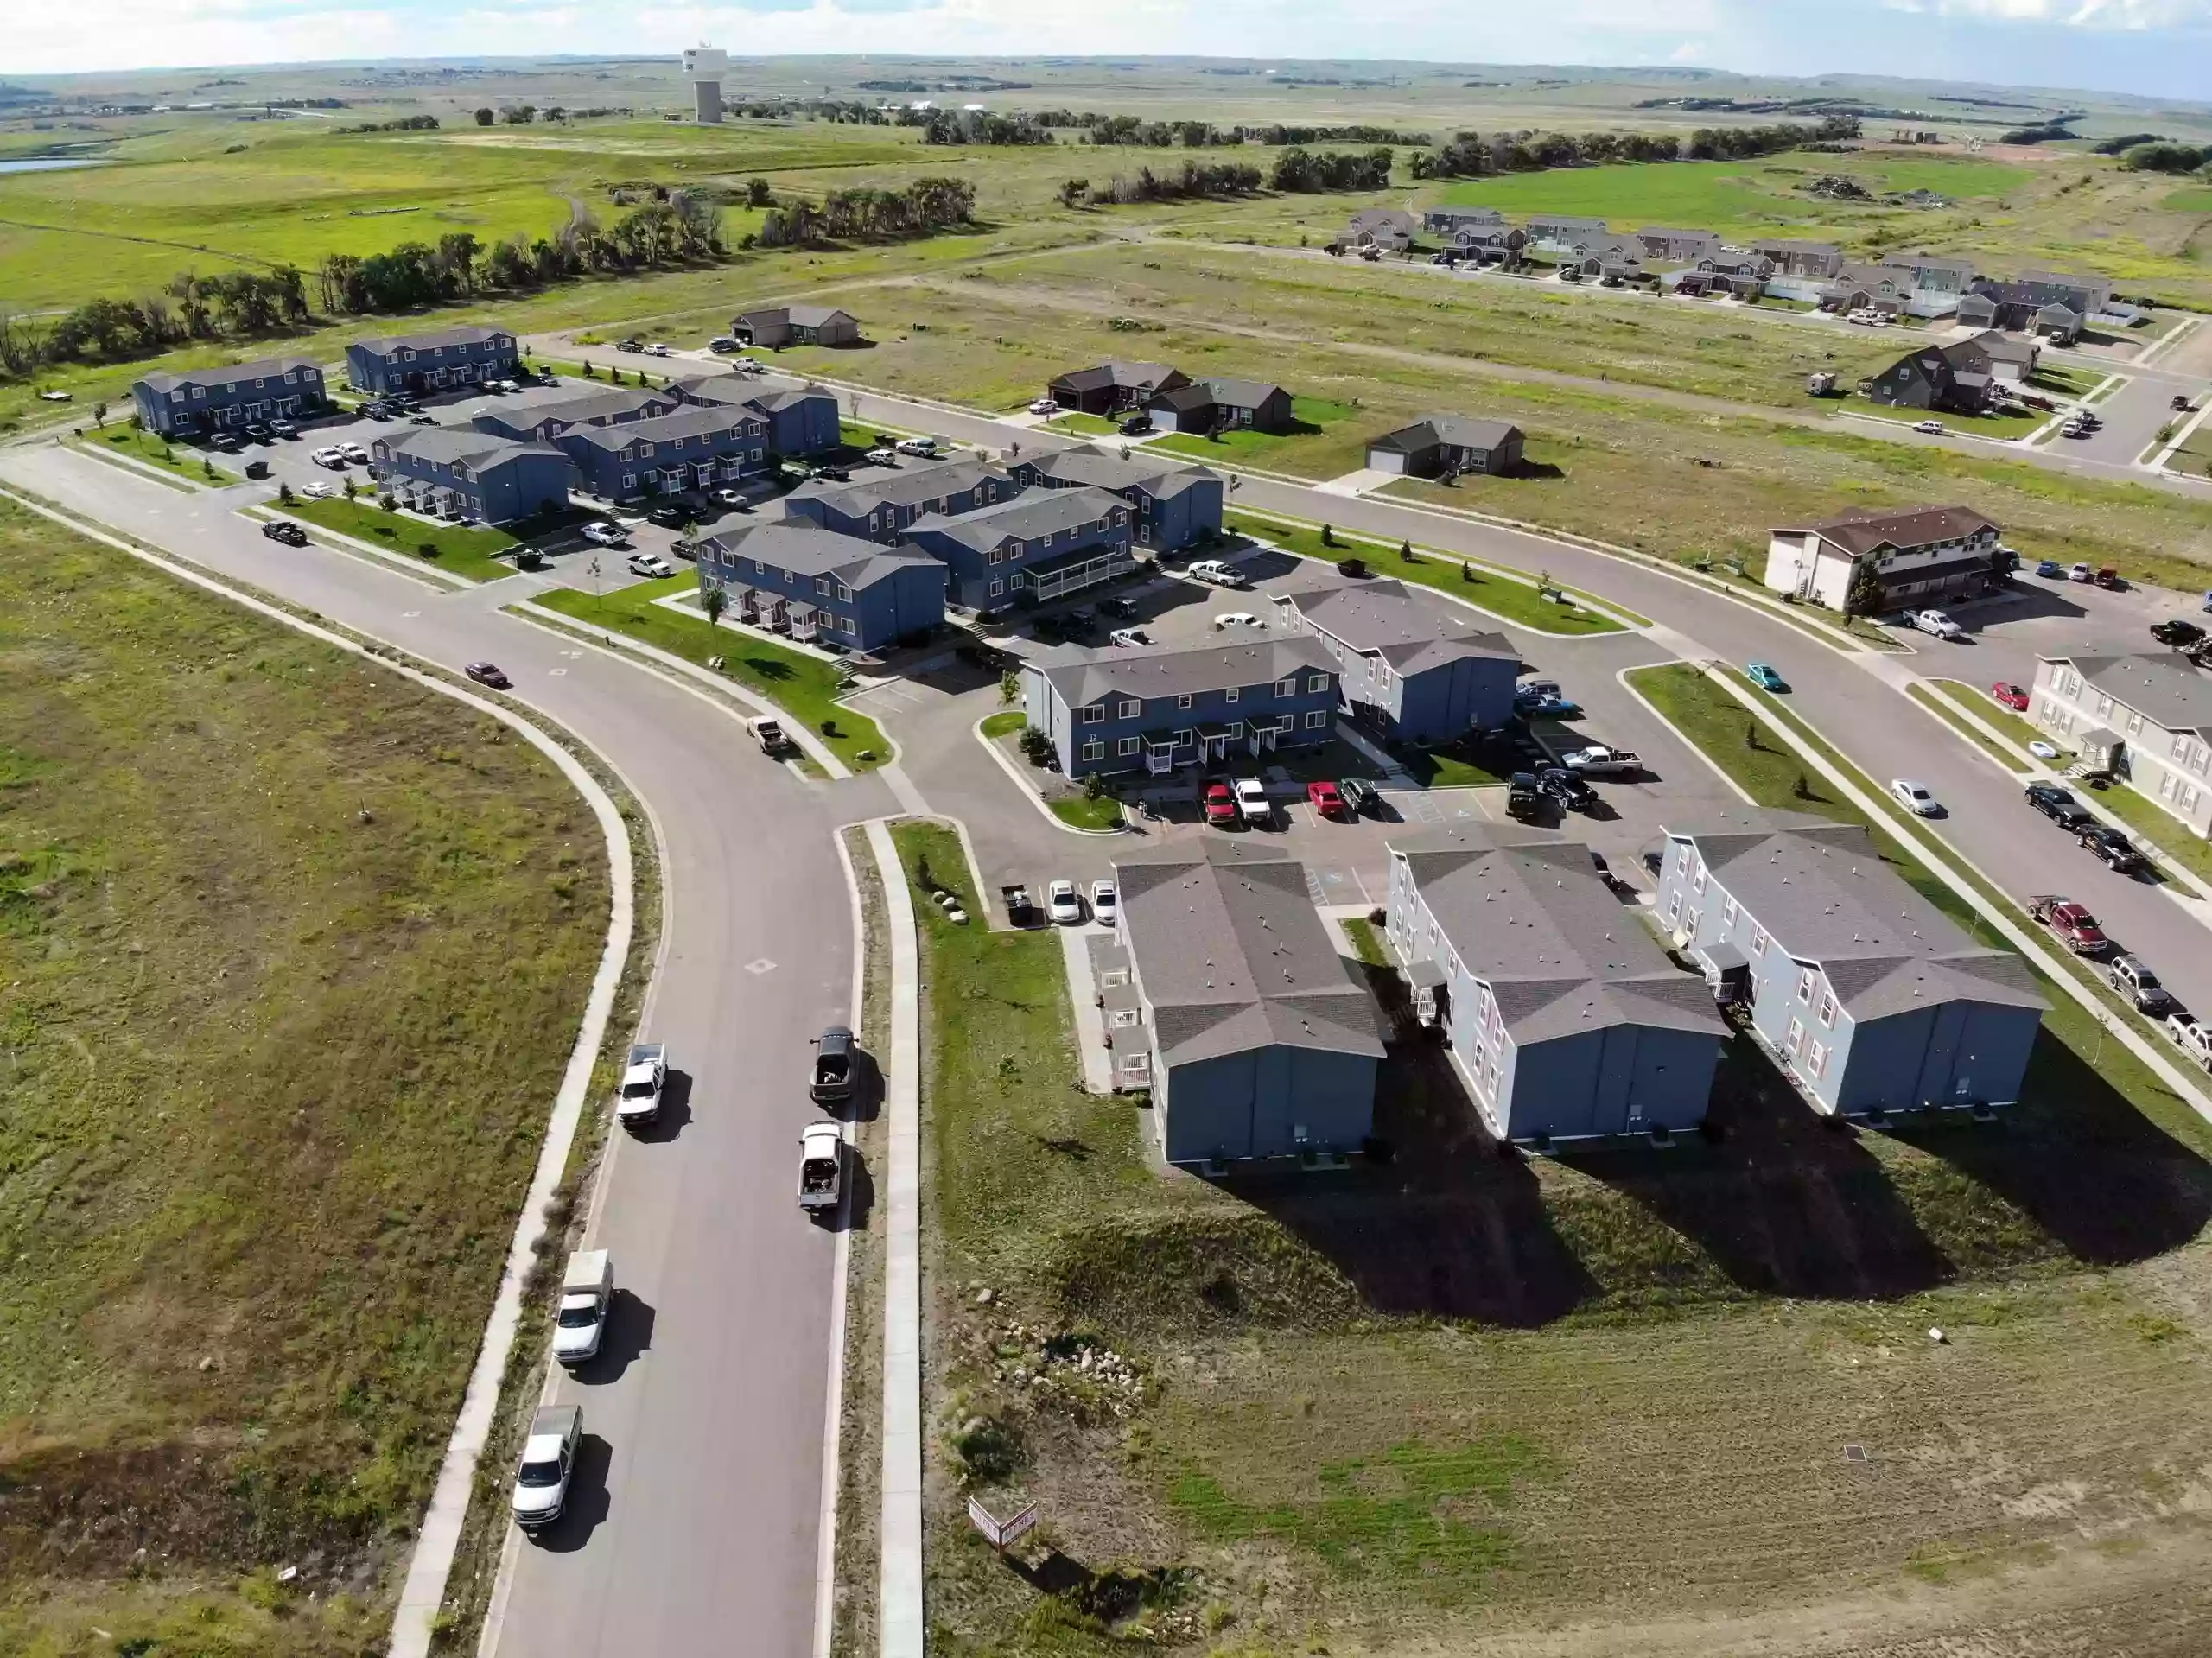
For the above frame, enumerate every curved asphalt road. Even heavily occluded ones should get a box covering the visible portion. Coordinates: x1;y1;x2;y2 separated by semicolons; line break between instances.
0;441;898;1657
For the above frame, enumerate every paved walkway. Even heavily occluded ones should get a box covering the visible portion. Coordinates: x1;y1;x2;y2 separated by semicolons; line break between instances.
863;821;924;1658
1061;922;1115;1094
1313;467;1397;497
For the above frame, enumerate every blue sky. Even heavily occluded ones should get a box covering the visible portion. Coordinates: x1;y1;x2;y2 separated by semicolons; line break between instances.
16;0;2212;102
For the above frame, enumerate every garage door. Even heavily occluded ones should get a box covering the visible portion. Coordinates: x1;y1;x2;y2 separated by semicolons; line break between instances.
1367;448;1406;474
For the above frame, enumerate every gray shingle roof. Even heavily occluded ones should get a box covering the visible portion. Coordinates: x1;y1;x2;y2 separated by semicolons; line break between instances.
137;355;321;395
1370;414;1522;455
1052;360;1181;394
557;403;763;453
905;485;1125;554
1274;579;1520;672
355;324;511;359
377;429;568;471
1116;840;1383;1068
705;520;940;590
2044;650;2212;740
735;304;855;328
1202;377;1286;410
1036;635;1336;708
783;456;1009;517
1393;826;1727;1045
1673;815;2044;1021
479;383;676;429
1015;444;1217;499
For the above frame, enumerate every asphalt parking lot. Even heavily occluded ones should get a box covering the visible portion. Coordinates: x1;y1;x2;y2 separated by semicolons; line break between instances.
1895;565;2204;696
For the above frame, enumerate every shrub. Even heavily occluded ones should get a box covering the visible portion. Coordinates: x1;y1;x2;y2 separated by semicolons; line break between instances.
1335;556;1366;578
1399;538;1417;563
1319;523;1336;547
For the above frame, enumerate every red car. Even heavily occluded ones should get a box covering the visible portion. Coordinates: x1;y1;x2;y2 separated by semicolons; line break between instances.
1991;681;2030;712
1306;780;1346;819
2030;895;2108;955
1202;781;1238;826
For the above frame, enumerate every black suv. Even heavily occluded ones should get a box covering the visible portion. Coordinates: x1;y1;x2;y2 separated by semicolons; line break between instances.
260;519;308;546
2080;824;2145;873
1506;772;1541;819
646;504;691;529
2025;782;2093;830
1537;766;1595;812
1118;414;1154;436
1338;777;1380;816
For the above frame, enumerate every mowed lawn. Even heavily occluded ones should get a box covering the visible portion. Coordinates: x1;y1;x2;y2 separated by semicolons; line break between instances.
283;492;523;581
0;502;610;1654
895;802;2212;1655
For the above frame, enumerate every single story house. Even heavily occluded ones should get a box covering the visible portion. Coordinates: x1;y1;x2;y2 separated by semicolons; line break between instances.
731;304;861;348
1363;413;1523;479
668;374;841;455
1005;444;1224;550
554;404;771;502
1115;839;1384;1166
1762;504;2002;611
1658;816;2044;1118
1147;377;1294;435
1341;207;1415;254
346;325;518;397
781;457;1016;543
1423;206;1503;237
1021;635;1340;779
1271;577;1521;741
700;519;946;652
2031;650;2212;838
131;356;326;437
901;485;1132;612
1047;360;1190;417
470;383;681;443
1387;825;1726;1144
367;429;575;524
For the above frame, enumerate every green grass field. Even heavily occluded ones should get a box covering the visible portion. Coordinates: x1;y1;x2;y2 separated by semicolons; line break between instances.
283;492;522;581
0;499;609;1654
1852;399;2050;442
71;422;238;485
528;578;888;770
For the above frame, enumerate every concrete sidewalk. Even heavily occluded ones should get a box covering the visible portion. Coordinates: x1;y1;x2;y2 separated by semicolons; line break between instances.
863;820;924;1658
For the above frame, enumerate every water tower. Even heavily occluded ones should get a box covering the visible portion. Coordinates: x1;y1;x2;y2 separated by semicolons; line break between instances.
681;47;728;124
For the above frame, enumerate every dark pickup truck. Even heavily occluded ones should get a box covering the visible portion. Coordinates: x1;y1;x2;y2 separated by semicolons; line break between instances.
810;1026;856;1107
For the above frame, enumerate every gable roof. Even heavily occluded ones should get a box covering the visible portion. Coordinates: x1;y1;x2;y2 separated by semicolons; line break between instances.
904;485;1125;553
376;428;568;472
1274;578;1520;673
782;455;1009;517
1202;376;1287;410
1370;413;1522;455
1013;443;1219;499
474;383;676;430
137;355;321;395
735;303;855;328
1670;815;2044;1021
1116;840;1383;1069
556;403;763;454
1034;634;1336;708
2040;649;2212;739
1051;360;1183;395
354;324;511;359
1394;826;1727;1046
705;520;942;590
1777;505;1999;560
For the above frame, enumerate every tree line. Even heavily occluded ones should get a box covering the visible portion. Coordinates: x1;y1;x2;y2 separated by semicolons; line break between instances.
1058;162;1266;206
752;177;976;248
0;268;310;374
2118;142;2212;175
1410;116;1859;179
1268;147;1395;193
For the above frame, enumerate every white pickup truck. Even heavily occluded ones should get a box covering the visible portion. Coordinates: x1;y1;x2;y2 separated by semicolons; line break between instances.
798;1121;843;1214
616;1042;666;1130
1560;745;1641;776
553;1249;612;1366
1910;609;1963;640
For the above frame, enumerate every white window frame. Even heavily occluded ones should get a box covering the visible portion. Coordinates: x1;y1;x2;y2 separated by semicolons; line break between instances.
1306;674;1328;693
1081;704;1105;725
1177;693;1192;710
1751;926;1768;957
1118;699;1141;719
1275;677;1297;696
988;578;1004;598
1117;737;1141;757
1225;687;1240;704
1796;967;1815;1003
1818;993;1836;1027
1080;739;1104;761
1304;709;1327;728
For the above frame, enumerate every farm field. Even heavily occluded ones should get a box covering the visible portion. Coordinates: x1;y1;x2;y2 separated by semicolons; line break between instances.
0;499;610;1653
893;797;2212;1655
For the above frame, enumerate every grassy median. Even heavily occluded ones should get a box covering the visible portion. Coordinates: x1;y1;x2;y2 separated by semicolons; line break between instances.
0;499;610;1654
281;492;523;581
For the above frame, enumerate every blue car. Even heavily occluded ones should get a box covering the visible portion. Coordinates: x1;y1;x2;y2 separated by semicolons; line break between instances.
1745;662;1788;692
2038;559;2065;579
1521;696;1584;719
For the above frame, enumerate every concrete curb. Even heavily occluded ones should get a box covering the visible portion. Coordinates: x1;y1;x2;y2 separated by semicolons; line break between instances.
238;501;479;591
1693;663;2212;1123
509;597;854;779
971;715;1128;837
863;820;925;1658
0;486;638;1658
64;435;207;492
1612;663;1760;810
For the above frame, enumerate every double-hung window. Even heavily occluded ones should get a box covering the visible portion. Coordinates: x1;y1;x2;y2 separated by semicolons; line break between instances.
1275;677;1296;696
1117;737;1140;756
1306;674;1328;693
1118;699;1141;719
1304;709;1326;728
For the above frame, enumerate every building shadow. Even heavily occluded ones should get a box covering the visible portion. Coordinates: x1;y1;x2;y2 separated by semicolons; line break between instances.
578;1289;655;1385
1886;1025;2212;1266
1564;1036;1955;1301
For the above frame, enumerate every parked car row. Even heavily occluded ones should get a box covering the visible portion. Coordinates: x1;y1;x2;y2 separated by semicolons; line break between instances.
2024;782;2147;874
